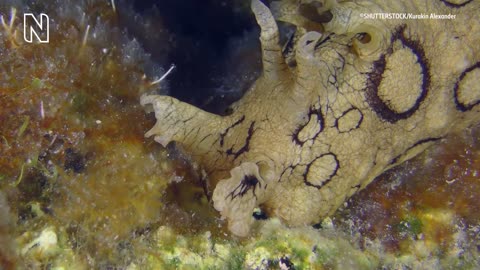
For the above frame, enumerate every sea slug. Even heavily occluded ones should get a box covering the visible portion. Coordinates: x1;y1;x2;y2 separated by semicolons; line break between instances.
141;0;480;236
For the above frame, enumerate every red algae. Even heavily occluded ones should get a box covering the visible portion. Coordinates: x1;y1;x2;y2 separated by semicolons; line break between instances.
336;125;480;254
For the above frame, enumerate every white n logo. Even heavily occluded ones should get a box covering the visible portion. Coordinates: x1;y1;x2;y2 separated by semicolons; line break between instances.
23;13;49;43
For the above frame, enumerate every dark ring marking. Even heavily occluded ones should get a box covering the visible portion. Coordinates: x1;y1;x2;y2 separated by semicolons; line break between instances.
226;121;256;160
334;107;364;133
227;175;261;200
439;0;474;8
365;25;430;123
389;137;442;165
303;153;340;189
453;61;480;112
292;105;325;146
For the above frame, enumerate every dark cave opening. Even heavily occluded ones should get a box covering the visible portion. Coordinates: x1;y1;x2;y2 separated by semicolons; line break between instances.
131;0;267;114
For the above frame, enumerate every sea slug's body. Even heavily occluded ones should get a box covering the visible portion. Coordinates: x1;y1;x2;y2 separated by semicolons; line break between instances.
141;0;480;236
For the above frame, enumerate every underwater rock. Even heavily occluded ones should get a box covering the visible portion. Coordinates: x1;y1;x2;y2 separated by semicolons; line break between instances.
138;219;378;269
21;227;59;260
142;0;480;236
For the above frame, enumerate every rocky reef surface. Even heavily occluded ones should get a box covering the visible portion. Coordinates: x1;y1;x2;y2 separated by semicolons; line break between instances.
0;0;479;269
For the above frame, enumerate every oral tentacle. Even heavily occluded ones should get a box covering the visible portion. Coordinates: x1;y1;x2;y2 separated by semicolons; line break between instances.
251;0;290;80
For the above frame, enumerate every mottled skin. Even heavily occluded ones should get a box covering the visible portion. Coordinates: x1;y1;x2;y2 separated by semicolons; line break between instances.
141;0;480;236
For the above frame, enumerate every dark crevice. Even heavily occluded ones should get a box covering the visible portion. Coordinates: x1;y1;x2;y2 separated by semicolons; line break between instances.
131;0;268;114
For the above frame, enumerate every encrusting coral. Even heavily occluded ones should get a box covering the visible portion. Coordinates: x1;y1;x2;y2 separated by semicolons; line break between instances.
142;0;480;236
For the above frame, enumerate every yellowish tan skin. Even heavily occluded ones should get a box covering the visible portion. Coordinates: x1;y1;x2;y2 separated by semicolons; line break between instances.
141;0;480;236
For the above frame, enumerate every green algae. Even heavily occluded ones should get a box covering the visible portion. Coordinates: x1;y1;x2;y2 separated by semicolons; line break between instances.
1;135;9;148
30;78;44;89
225;248;247;270
13;163;26;187
16;115;29;138
70;92;89;114
397;215;423;237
